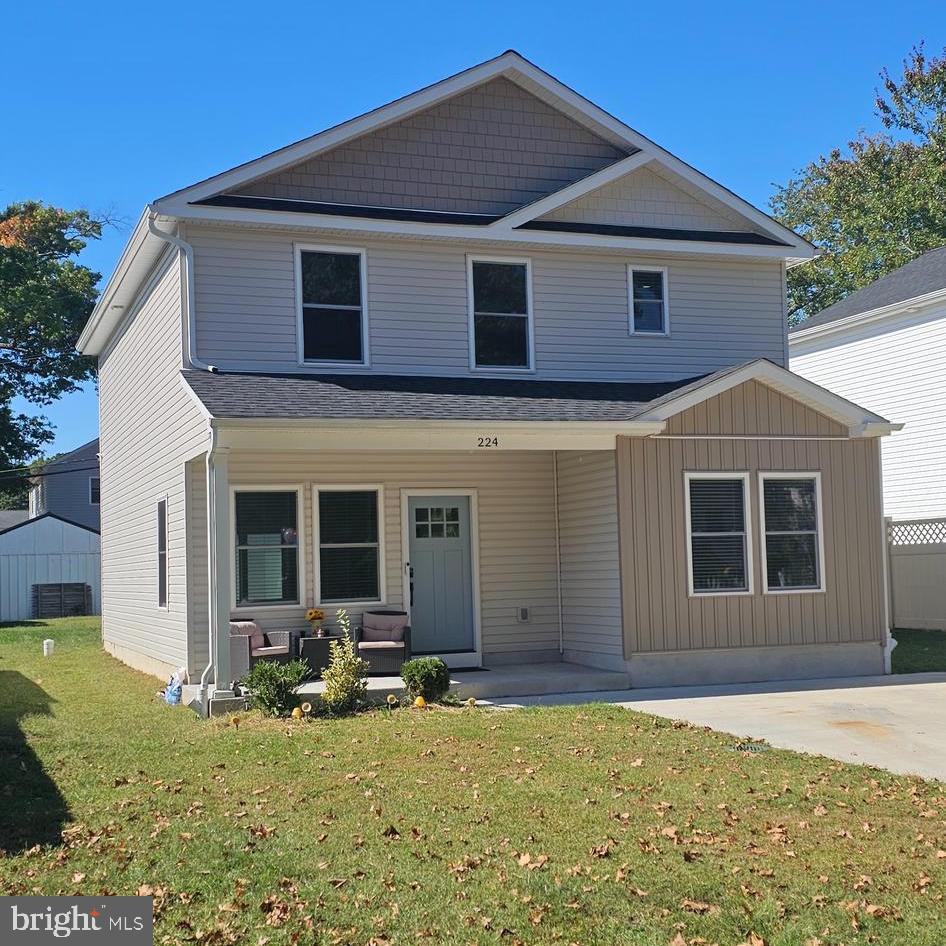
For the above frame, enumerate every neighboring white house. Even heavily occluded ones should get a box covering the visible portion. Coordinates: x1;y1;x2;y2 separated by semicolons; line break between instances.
790;247;946;520
0;513;101;622
78;51;901;712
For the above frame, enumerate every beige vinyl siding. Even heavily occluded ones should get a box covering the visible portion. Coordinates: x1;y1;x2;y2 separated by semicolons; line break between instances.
235;77;627;215
556;451;623;667
791;306;946;518
617;383;886;655
224;450;560;659
539;164;748;232
98;250;209;675
189;226;787;379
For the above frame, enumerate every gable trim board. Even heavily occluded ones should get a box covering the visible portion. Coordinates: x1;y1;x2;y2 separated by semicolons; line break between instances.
152;51;809;257
0;511;100;538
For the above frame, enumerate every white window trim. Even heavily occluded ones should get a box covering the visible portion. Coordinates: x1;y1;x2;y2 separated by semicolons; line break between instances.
312;484;386;608
156;494;169;611
759;471;826;595
627;264;670;337
467;254;536;373
294;243;370;368
684;471;754;597
230;484;305;612
89;476;101;505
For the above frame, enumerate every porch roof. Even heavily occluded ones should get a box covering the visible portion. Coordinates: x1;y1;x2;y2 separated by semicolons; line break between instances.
182;369;707;422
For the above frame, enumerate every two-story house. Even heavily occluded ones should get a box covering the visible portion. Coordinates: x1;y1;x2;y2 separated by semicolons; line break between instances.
29;439;102;531
78;52;899;712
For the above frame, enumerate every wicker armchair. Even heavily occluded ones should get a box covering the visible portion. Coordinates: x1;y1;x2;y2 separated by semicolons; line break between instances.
229;621;298;683
354;610;411;675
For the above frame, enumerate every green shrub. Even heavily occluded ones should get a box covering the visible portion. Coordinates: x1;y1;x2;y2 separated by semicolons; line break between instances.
321;612;368;714
241;659;309;717
400;656;451;702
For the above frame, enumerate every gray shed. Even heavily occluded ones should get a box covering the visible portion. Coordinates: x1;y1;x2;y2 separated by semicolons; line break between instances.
0;514;101;621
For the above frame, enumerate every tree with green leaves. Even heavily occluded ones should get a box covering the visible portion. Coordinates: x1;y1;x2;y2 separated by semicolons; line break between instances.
772;43;946;323
0;202;101;507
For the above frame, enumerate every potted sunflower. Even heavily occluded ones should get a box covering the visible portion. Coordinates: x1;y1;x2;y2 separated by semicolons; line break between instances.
305;607;326;637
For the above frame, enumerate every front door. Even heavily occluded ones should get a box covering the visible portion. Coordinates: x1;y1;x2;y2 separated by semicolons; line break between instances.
406;494;477;663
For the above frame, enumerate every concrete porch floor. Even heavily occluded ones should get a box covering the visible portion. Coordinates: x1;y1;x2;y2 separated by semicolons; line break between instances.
296;660;630;701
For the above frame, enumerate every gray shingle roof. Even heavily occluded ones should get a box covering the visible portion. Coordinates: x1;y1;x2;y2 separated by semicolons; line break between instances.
182;370;714;422
793;245;946;332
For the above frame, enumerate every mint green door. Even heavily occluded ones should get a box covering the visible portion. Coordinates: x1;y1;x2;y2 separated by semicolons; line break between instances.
407;496;475;655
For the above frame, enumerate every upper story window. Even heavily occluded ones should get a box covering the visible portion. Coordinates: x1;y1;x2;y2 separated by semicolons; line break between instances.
89;477;101;505
468;257;533;370
628;266;669;335
297;246;367;365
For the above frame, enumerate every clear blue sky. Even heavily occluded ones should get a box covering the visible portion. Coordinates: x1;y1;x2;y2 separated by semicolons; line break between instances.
4;0;944;454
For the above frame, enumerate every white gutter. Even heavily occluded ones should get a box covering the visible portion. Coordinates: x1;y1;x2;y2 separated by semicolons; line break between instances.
146;210;218;373
552;451;564;655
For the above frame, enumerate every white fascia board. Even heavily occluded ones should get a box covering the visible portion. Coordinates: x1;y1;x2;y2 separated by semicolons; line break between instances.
635;358;890;431
77;208;154;354
213;418;666;452
505;58;815;257
492;151;654;228
788;286;946;347
153;52;535;208
157;202;806;262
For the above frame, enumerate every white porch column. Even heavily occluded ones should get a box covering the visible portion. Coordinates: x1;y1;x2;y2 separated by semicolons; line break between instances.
210;445;233;697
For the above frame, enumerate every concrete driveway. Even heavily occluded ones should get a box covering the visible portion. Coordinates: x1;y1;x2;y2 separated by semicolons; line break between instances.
497;673;946;782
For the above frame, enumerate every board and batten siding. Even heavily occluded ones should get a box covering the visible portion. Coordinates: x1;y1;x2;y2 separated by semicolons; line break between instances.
556;451;623;669
97;250;210;678
194;450;561;666
617;383;886;657
791;306;946;519
0;517;101;622
188;225;787;380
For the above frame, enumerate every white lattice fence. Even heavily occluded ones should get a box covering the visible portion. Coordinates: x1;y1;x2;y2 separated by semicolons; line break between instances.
887;517;946;631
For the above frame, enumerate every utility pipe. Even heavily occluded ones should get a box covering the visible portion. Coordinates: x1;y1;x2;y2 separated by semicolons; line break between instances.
146;209;217;373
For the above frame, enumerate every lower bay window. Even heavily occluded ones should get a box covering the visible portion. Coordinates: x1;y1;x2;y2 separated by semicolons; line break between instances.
760;473;824;592
686;473;751;595
234;489;301;606
315;487;384;605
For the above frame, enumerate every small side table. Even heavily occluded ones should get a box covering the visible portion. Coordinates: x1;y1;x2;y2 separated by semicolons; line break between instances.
298;635;344;678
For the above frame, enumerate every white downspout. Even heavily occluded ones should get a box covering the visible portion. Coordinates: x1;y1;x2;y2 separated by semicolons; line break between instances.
148;209;220;709
199;425;219;705
553;451;565;656
146;209;218;373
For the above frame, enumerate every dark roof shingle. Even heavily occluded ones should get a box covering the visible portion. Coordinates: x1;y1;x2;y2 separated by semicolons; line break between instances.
793;245;946;332
182;370;712;422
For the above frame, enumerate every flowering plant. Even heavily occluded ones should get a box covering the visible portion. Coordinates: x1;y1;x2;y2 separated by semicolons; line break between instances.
305;608;325;623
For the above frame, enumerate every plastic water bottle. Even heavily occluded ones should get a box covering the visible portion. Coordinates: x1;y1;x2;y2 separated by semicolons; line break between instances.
43;639;54;657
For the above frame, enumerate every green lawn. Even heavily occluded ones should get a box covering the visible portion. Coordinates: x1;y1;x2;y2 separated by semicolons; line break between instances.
2;618;946;945
892;628;946;674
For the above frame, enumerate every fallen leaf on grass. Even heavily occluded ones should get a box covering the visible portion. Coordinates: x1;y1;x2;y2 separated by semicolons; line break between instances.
681;898;720;915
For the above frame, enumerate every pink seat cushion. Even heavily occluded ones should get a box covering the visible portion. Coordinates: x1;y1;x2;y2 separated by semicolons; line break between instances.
362;612;407;642
251;645;289;657
230;620;265;650
358;640;405;650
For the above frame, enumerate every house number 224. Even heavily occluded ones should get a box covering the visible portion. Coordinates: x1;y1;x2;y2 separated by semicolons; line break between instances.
477;436;499;448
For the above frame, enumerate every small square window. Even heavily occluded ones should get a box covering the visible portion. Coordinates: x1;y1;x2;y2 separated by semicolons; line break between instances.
445;523;460;538
415;508;429;522
430;507;444;522
446;507;459;522
430;523;444;538
415;523;429;538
